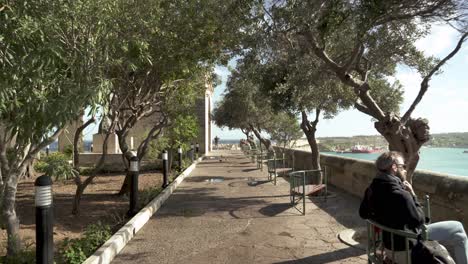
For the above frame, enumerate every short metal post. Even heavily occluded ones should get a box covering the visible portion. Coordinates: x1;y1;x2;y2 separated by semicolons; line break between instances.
162;150;169;188
45;146;49;156
35;175;53;264
90;143;93;152
128;156;139;217
195;143;199;159
190;144;194;162
178;146;183;169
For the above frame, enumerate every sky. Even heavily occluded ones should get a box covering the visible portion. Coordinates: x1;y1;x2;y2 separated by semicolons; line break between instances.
212;24;468;140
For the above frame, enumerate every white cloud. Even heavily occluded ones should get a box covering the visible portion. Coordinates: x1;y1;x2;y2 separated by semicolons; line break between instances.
415;24;458;57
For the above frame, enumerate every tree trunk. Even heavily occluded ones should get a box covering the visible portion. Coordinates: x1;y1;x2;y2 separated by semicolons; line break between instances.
72;184;85;215
246;136;256;149
168;148;174;172
74;117;95;167
25;159;35;178
375;116;429;183
300;111;322;184
249;125;274;153
72;128;111;215
116;130;131;195
3;170;21;256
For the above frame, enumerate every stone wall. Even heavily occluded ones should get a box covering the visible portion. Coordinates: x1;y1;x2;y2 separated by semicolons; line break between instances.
276;147;468;227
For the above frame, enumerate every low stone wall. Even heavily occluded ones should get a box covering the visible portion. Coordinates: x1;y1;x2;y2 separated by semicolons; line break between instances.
79;153;162;172
276;147;468;227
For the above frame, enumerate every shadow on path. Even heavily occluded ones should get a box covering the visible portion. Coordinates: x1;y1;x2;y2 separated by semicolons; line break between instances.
273;247;364;264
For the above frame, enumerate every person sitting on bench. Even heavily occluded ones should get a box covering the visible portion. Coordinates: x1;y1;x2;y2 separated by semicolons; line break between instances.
359;151;468;264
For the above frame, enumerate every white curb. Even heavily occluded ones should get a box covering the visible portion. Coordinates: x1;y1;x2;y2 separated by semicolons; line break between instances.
83;156;204;264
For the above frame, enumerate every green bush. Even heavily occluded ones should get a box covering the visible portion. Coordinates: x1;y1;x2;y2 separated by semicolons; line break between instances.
0;238;35;264
33;160;48;173
79;167;94;176
138;186;162;208
146;136;169;160
34;152;77;181
57;222;111;264
62;145;74;159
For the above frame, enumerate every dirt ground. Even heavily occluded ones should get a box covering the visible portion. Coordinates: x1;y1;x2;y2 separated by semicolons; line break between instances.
0;171;163;256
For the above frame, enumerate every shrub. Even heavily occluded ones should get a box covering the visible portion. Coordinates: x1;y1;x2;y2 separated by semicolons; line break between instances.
34;152;77;181
57;222;112;264
138;186;162;208
0;238;35;264
146;136;169;160
62;144;74;159
79;167;94;176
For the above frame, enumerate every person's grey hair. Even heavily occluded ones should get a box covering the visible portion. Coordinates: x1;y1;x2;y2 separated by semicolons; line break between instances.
375;151;404;172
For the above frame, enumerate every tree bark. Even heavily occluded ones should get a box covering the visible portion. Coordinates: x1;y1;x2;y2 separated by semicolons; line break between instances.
72;127;112;215
3;169;22;255
73;117;95;167
72;184;85;216
249;124;274;153
300;111;322;184
116;130;131;195
375;116;429;183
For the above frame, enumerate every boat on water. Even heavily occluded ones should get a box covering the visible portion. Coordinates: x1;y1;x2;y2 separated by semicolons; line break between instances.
463;150;468;154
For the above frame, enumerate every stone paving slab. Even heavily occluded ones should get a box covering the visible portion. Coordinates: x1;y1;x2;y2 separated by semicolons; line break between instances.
112;150;367;263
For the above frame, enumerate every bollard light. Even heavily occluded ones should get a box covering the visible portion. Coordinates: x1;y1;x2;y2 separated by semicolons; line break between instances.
195;143;199;155
178;146;183;169
90;143;93;153
35;175;53;264
129;156;139;172
128;156;139;217
45;145;50;156
162;150;169;188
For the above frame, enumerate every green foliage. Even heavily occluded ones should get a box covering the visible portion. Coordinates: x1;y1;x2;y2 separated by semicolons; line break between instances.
62;145;74;159
34;153;76;181
0;237;35;264
57;222;112;264
79;167;94;176
173;157;193;174
33;160;48;174
269;114;303;148
145;136;169;160
138;187;162;208
165;115;199;149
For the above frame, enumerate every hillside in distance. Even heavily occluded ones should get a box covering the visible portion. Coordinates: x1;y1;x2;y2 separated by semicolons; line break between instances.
315;132;468;151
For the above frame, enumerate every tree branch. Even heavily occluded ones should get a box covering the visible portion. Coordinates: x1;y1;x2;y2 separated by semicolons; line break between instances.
355;101;380;119
312;108;321;127
302;31;386;120
402;31;468;123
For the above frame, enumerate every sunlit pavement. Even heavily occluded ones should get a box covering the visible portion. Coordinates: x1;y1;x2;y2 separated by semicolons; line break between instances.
112;149;367;264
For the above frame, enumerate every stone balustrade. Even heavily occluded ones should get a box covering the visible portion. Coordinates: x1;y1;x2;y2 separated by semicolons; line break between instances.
276;147;468;227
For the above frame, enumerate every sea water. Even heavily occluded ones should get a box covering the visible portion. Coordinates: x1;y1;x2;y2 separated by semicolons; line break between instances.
323;147;468;177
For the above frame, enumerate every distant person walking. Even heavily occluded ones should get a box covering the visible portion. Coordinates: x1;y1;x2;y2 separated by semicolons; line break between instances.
214;136;220;150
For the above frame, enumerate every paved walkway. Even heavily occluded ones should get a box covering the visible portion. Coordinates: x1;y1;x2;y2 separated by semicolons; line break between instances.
112;150;367;263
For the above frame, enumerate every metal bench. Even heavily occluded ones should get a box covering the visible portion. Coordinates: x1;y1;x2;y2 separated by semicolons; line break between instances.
245;148;258;163
266;152;294;185
366;195;431;264
288;169;327;215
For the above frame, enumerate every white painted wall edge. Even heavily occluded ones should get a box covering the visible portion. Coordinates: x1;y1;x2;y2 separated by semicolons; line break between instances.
83;156;204;264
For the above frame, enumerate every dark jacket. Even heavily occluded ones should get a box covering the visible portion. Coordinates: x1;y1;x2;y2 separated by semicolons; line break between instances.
359;172;425;251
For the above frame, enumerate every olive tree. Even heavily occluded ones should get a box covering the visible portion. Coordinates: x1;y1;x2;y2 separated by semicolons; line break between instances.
0;0;111;254
263;0;468;182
